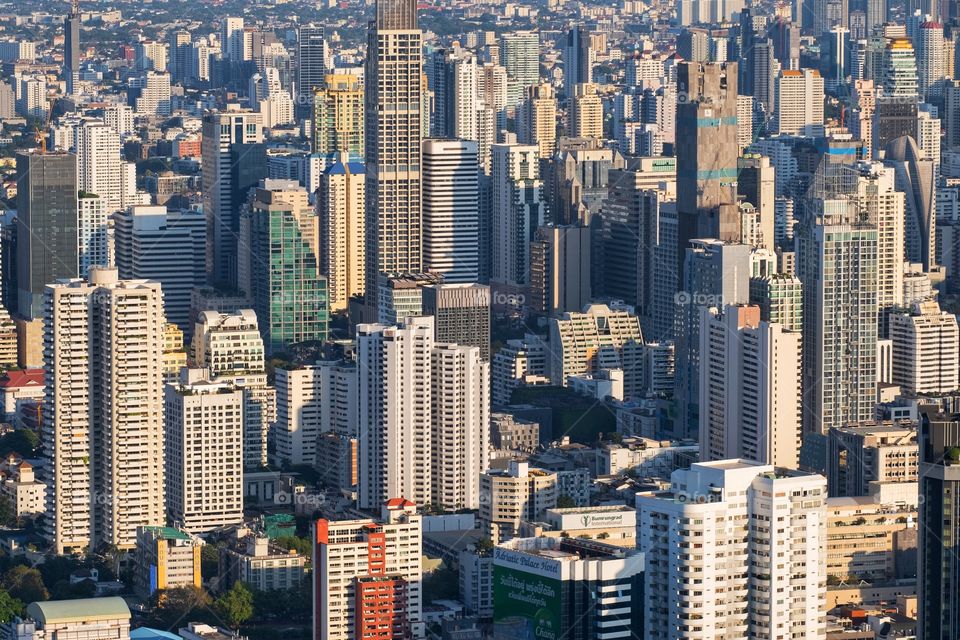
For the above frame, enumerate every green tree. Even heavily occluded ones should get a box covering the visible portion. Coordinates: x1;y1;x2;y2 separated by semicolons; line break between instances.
272;536;311;557
215;582;254;629
0;496;16;528
0;589;22;621
556;495;577;509
150;585;212;629
0;430;39;458
200;545;219;580
1;566;48;604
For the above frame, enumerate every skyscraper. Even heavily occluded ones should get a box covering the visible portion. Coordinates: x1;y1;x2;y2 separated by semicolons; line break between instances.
884;135;936;271
675;62;740;279
490;143;545;295
873;39;919;155
357;316;488;511
15;152;78;319
200;111;263;286
890;301;960;395
74;119;125;214
114;205;207;331
64;0;80;95
43;267;165;553
364;0;423;311
241;181;328;353
500;31;539;105
192;310;274;470
796;197;878;434
164;369;244;534
917;20;945;101
317;152;366;312
422;139;480;282
421;283;491;360
517;83;557;160
699;305;802;468
563;26;593;98
311;73;363;157
773;69;825;135
637;460;827;640
297;25;326;110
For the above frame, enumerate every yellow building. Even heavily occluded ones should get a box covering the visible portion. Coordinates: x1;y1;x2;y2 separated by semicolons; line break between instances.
312;73;364;157
134;526;203;597
826;496;916;582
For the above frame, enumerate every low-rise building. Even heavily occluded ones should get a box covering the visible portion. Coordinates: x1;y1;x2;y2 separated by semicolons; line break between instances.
826;497;917;582
219;535;306;592
9;597;131;640
134;526;203;597
0;455;44;518
520;505;637;547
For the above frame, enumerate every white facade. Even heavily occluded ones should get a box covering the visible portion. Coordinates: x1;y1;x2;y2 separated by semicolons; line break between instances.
77;194;109;277
314;500;422;640
165;370;243;533
774;69;825;135
274;362;358;467
43;268;166;553
636;460;827;640
490;143;545;289
699;305;802;468
890;300;960;394
422;139;480;283
130;71;171;116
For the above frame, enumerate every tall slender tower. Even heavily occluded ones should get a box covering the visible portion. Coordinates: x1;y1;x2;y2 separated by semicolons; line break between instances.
364;0;423;313
675;62;740;280
64;0;80;95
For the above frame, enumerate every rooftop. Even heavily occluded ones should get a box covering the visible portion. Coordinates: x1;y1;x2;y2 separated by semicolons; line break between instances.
27;597;130;625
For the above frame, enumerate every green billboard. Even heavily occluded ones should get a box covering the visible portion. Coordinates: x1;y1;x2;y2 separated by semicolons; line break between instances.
492;562;562;640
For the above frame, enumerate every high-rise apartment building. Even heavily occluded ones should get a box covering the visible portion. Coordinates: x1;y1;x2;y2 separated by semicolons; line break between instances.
431;46;479;141
15;152;78;319
637;460;827;640
192;310;274;470
500;31;539;104
43;268;165;553
313;499;422;640
529;224;592;316
490;143;545;293
127;71;171;116
164;369;243;534
364;0;423;311
773;69;825;135
74;119;127;214
548;303;644;397
675;62;740;279
796;198;878;434
421;283;491;360
274;361;358;467
76;193;108;278
570;83;603;138
873;39;919;155
827;424;918;497
201;111;263;286
699;305;802;468
749;273;803;331
517;83;557;160
357;316;488;511
422;139;479;282
480;461;558;543
317;152;366;312
890;301;960;394
114;206;206;331
312;73;363;157
917;20;944;101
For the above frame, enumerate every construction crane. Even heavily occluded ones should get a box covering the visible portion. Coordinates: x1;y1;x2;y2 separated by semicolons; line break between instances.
33;97;54;154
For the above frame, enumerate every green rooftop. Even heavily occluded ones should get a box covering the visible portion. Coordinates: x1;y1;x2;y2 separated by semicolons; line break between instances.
27;597;130;624
141;525;192;541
